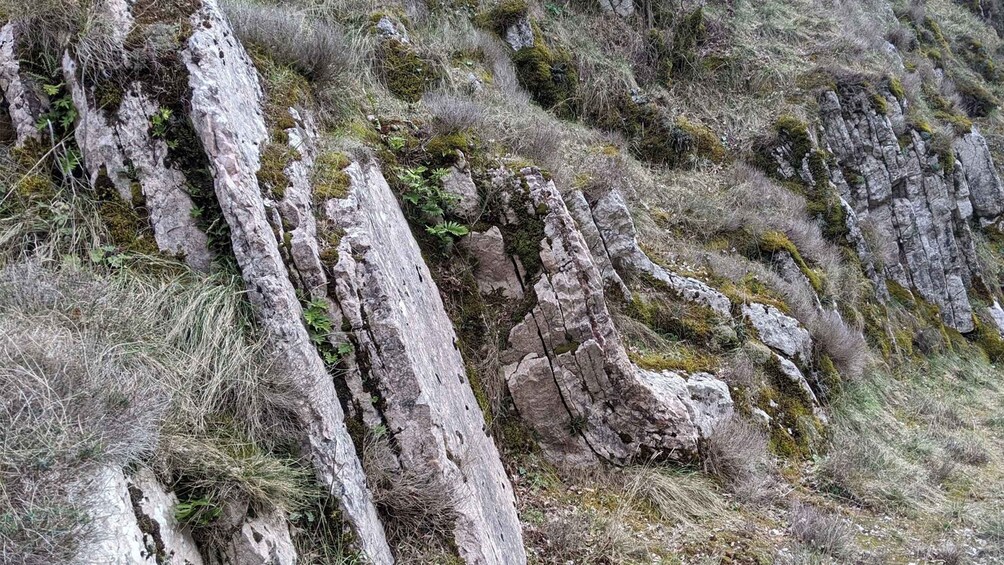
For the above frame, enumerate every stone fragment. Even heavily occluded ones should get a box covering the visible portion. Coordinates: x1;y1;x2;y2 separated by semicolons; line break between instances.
464;226;524;299
742;303;813;364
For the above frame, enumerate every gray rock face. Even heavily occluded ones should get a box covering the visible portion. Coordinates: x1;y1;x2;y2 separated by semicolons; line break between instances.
464;226;524;299
814;87;993;333
0;23;41;147
207;505;297;565
953;130;1004;222
742;303;812;364
637;370;735;439
504;16;535;51
62;52;212;270
442;156;481;221
128;469;204;565
325;162;526;565
181;2;392;562
568;187;732;317
598;0;634;17
71;467;201;565
500;170;720;466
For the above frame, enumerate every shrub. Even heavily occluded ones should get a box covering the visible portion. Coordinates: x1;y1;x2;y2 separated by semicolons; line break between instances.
422;91;487;134
955;76;998;117
670;7;705;79
702;416;777;502
789;502;855;559
222;0;350;87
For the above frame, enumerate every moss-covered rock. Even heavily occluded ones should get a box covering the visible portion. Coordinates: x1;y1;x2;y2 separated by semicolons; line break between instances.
512;41;578;118
473;0;529;37
376;39;441;102
313;151;352;202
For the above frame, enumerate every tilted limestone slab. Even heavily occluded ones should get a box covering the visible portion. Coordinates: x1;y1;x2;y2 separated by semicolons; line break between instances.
71;467;202;565
182;1;392;562
501;170;731;466
0;23;41;147
325;161;526;565
62;52;212;271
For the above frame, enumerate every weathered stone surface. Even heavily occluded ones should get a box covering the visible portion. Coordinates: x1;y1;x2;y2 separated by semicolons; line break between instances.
128;469;203;565
274;107;328;296
989;300;1004;336
815;87;986;333
442;156;481;221
637;370;735;439
72;467;202;565
463;226;524;299
504;16;535;51
742;303;812;364
570;186;732;317
598;0;634;17
773;353;820;408
207;506;297;565
502;170;708;466
953;129;1004;222
71;467;149;564
62;53;212;271
0;23;41;147
326;161;526;564
182;2;392;562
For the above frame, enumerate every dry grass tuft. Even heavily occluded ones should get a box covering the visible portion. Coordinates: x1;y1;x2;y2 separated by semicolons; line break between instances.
222;0;353;87
0;261;307;560
789;502;855;559
702;416;777;502
361;429;459;543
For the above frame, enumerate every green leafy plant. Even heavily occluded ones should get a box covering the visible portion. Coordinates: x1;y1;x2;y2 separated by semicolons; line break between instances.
399;166;454;217
304;299;334;344
149;107;179;149
321;342;353;366
174;497;221;526
36;83;77;134
387;135;407;150
426;221;470;243
397;166;471;245
89;245;128;268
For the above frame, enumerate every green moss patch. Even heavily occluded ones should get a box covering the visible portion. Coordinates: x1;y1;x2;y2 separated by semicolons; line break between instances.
313;151;352;202
377;39;441;103
512;41;579;118
757;230;825;294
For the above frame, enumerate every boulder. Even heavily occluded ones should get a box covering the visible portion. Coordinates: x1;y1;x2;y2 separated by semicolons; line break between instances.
742;303;813;364
501;170;713;466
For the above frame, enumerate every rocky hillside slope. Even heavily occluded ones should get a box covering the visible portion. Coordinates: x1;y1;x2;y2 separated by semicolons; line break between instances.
2;0;1004;563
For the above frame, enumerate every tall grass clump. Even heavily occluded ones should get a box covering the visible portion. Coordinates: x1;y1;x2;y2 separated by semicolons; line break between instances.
0;260;310;560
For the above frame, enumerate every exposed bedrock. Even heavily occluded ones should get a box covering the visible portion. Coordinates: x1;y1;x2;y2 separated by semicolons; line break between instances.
181;1;393;561
776;85;1004;333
